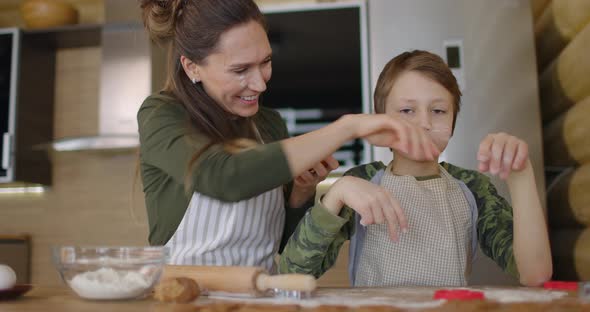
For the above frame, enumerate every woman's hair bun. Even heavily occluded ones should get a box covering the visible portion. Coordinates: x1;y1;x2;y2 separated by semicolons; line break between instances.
139;0;184;43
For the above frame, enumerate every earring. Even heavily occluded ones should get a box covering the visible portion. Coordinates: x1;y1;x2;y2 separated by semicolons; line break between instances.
191;77;197;84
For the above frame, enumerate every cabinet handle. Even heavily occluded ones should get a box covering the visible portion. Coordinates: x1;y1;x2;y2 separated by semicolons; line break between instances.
2;132;11;170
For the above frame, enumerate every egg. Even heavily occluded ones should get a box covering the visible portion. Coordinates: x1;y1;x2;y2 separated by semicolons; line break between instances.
0;264;17;290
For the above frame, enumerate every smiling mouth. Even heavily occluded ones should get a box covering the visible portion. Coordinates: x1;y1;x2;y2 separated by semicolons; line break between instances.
240;95;258;101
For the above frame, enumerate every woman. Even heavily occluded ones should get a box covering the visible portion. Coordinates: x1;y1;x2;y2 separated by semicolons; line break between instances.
138;0;438;271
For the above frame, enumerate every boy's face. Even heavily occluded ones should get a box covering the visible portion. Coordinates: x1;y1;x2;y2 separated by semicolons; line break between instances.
384;70;455;155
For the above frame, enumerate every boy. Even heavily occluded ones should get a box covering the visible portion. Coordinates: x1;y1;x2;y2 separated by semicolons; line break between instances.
278;50;551;287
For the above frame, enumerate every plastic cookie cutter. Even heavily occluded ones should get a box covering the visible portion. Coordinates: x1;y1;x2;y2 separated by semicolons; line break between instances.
433;289;485;300
272;288;314;299
543;281;579;291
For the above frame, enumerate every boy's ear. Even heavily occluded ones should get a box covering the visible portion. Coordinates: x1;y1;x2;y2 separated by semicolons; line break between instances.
180;55;201;82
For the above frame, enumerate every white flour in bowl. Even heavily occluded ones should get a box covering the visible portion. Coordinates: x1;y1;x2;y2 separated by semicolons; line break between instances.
69;267;151;300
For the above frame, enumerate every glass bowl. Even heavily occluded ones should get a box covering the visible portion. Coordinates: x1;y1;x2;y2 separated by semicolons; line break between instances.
52;246;168;300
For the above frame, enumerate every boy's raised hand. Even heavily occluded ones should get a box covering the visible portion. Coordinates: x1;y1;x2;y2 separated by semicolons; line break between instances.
477;132;529;179
322;176;408;242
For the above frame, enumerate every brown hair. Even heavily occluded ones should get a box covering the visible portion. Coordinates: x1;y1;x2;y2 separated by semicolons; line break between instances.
139;0;266;192
373;50;462;132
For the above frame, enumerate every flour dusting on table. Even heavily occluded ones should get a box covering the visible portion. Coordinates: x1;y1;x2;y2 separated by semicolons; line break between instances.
481;288;567;303
205;286;568;309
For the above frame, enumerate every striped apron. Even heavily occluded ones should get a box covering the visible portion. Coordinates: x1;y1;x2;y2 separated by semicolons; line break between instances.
355;165;472;287
165;187;285;272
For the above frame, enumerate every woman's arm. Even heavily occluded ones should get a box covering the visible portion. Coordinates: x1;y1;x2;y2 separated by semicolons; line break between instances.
139;98;292;201
281;114;439;178
139;96;438;202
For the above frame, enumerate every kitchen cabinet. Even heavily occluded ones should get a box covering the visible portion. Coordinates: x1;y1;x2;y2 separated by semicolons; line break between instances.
0;25;100;184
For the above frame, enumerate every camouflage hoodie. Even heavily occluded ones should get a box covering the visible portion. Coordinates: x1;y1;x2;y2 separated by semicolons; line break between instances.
278;161;519;280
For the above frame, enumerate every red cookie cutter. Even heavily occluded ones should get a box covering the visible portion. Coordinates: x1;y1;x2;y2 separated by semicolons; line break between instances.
543;281;579;291
433;289;485;300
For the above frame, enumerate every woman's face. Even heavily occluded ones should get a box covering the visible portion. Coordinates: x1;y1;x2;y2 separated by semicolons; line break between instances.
385;70;455;153
193;20;272;117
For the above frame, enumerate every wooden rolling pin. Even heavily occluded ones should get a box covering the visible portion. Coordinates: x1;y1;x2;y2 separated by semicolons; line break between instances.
160;265;316;297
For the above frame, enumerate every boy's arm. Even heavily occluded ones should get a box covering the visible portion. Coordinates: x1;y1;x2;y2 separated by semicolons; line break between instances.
278;203;353;278
474;133;551;286
506;160;552;286
279;162;390;278
444;163;519;277
445;160;552;286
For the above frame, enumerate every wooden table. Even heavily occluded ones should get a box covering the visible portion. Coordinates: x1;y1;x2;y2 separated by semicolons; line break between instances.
0;287;155;312
1;286;589;312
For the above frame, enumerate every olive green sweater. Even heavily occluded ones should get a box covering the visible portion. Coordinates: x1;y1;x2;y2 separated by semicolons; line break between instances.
138;92;306;247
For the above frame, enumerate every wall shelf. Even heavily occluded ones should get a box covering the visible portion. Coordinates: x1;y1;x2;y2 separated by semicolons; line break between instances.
19;22;143;49
22;24;102;48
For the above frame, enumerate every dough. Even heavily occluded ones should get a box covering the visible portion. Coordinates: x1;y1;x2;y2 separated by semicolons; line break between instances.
354;306;403;312
235;304;300;312
154;277;200;303
302;306;350;312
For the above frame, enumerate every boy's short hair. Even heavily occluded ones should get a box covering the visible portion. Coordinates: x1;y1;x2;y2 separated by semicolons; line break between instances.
373;50;462;133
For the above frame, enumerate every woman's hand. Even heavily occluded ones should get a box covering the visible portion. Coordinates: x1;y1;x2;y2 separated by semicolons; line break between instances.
322;176;408;241
477;133;529;179
281;113;439;180
288;156;339;208
345;114;440;161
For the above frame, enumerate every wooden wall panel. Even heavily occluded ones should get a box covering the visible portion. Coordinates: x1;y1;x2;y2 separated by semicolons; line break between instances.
544;96;590;166
547;164;590;228
539;22;590;123
530;0;551;23
534;0;590;71
551;228;590;280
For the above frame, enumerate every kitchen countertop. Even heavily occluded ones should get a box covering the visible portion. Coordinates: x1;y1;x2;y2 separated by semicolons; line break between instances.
1;286;589;312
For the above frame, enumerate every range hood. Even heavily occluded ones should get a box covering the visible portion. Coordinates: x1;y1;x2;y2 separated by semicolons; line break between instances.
50;1;154;151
